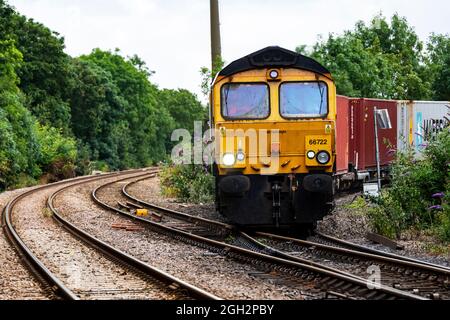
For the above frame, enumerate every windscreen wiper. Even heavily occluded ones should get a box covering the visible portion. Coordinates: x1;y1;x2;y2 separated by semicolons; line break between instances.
225;85;231;116
318;83;325;115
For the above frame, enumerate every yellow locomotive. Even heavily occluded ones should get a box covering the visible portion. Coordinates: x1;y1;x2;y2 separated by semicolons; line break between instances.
210;46;336;232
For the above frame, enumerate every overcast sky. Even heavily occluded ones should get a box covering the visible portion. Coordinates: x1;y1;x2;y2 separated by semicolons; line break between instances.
8;0;450;100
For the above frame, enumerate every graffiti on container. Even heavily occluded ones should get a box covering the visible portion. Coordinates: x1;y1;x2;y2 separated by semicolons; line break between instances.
415;112;424;150
422;118;449;141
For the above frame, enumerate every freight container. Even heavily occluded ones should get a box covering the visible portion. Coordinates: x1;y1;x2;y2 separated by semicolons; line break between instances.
349;98;398;173
397;101;449;153
335;96;350;174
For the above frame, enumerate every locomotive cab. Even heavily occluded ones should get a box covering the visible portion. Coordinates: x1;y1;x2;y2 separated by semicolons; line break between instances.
210;46;337;231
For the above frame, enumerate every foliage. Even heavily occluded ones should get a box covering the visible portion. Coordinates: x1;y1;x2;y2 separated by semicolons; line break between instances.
427;34;450;100
74;140;93;176
36;125;78;180
79;49;174;169
159;89;206;131
1;1;208;187
0;39;40;189
69;58;124;168
158;88;206;152
160;164;215;203
0;0;73;134
435;181;450;242
200;56;225;98
368;129;450;241
344;196;367;210
299;13;449;100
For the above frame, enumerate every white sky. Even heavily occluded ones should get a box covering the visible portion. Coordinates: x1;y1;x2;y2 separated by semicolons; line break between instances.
8;0;450;100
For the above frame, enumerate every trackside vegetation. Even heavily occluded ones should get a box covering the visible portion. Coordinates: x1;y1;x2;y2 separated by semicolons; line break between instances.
368;128;450;243
160;164;215;204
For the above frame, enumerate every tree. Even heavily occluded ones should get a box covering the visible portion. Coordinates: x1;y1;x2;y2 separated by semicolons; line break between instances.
0;1;208;188
159;89;205;131
69;58;123;167
433;54;450;101
158;88;206;152
0;39;40;189
0;0;73;133
200;56;224;99
303;13;434;100
427;33;450;100
78;49;174;168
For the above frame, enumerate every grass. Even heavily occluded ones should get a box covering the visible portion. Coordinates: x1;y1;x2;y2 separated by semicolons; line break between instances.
42;207;53;218
160;164;215;204
422;242;450;256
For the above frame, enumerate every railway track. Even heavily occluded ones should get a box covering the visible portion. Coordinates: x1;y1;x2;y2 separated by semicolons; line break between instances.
313;192;450;271
311;232;450;271
250;231;450;300
119;173;450;300
122;174;234;240
2;170;218;300
92;173;424;300
2;172;119;299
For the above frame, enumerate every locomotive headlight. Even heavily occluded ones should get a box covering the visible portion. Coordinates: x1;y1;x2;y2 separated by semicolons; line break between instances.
222;153;236;166
307;151;316;159
269;70;279;79
236;151;245;162
316;151;331;165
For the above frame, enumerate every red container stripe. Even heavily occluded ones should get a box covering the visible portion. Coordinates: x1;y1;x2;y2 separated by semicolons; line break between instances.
349;98;397;171
335;96;350;173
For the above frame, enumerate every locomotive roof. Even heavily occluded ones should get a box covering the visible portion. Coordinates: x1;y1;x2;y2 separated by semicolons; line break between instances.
218;46;331;78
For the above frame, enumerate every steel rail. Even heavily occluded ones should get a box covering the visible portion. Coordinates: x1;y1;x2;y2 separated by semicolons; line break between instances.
49;170;220;300
1;171;129;300
314;232;450;272
255;232;450;276
122;173;235;231
246;231;450;299
120;175;376;279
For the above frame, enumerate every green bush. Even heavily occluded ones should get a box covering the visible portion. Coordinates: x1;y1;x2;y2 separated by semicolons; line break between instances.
369;128;450;242
160;164;215;203
36;125;78;180
93;160;110;172
435;181;450;241
12;173;37;189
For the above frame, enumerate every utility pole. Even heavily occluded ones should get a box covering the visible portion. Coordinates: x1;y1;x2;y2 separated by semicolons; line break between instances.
210;0;222;72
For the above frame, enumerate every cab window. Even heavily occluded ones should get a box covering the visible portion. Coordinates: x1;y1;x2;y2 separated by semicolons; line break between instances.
280;82;328;118
221;83;269;119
